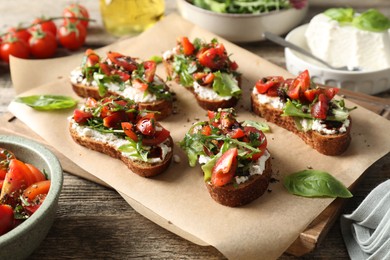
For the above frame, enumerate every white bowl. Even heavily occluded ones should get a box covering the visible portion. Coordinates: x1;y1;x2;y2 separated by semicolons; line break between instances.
176;0;308;43
285;24;390;95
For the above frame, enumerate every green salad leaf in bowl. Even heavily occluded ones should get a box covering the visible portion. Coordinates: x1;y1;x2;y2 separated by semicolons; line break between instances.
191;0;307;14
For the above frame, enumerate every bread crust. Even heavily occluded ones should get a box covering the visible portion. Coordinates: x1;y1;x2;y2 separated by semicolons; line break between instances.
163;59;239;111
206;156;272;207
69;122;173;177
251;92;351;156
70;77;173;121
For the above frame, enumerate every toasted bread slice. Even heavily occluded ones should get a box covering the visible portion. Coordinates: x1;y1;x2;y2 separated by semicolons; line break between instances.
206;155;272;207
69;122;173;177
251;92;351;155
71;79;173;121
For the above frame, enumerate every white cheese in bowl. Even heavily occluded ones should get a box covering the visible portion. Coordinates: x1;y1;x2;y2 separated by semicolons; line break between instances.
305;13;390;71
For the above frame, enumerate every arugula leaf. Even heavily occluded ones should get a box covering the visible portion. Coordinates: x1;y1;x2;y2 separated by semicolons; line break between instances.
242;120;270;132
118;139;148;162
173;55;196;87
193;0;291;14
212;71;241;98
283;170;353;198
15;95;77;111
201;142;230;181
282;100;312;119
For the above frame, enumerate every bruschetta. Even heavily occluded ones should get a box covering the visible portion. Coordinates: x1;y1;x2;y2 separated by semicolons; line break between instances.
251;70;355;155
70;49;174;120
69;96;173;177
163;37;241;111
180;108;272;207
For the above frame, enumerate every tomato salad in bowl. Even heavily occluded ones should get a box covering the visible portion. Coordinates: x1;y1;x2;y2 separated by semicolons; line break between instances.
0;148;51;235
180;108;272;207
0;135;63;260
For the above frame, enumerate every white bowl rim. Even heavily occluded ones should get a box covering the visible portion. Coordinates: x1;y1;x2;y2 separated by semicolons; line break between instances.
0;135;63;245
178;0;308;19
285;23;390;76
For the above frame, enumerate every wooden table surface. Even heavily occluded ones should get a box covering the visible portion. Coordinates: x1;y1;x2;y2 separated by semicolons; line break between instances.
1;1;390;259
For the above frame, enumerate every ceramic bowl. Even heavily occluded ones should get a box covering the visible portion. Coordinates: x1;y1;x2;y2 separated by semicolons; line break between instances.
0;135;63;260
285;24;390;95
176;0;308;43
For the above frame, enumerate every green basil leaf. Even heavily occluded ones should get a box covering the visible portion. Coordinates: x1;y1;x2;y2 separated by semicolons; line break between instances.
352;9;390;32
283;170;353;198
15;95;77;111
324;8;355;23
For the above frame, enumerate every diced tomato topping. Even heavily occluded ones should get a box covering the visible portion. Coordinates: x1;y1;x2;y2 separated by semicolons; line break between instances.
121;122;138;141
311;93;329;120
132;79;148;91
211;148;238;187
142;127;170;146
136;117;156;136
107;51;137;72
193;72;214;85
143;60;156;83
198;44;228;70
230;61;238;71
179;36;195;56
324;87;339;100
83;49;100;67
201;125;212;136
113;70;131;81
103;111;128;128
244;126;267;160
73;109;92;124
228;127;245;139
99;62;111;76
255;76;284;95
287;70;311;100
85;97;98;108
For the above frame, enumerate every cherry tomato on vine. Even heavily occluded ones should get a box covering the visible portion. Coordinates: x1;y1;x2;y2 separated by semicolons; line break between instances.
0;37;30;63
29;29;57;59
6;27;31;44
57;21;87;51
63;3;90;28
30;18;57;36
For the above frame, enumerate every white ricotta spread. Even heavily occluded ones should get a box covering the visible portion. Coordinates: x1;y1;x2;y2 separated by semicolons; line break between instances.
69;67;159;102
311;118;350;135
305;13;390;71
70;120;171;163
252;87;285;109
235;150;270;185
193;81;232;101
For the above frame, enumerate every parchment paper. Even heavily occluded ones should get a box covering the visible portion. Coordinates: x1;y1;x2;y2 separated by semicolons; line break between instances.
7;14;390;260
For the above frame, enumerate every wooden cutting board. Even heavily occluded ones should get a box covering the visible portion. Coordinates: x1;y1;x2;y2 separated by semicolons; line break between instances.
1;87;389;256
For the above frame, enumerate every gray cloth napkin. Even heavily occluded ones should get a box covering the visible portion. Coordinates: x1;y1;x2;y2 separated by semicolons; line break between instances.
340;179;390;260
